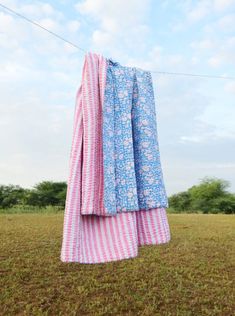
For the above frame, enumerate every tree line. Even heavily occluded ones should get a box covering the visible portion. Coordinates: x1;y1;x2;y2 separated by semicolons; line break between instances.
0;177;234;214
0;181;67;210
169;176;235;214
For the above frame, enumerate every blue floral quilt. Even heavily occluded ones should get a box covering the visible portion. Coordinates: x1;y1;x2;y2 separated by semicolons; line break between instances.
102;58;169;215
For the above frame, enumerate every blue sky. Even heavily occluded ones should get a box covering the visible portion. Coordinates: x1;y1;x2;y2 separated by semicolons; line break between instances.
0;0;235;195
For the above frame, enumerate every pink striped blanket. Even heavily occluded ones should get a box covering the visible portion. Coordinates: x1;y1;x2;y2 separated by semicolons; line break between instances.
78;52;108;216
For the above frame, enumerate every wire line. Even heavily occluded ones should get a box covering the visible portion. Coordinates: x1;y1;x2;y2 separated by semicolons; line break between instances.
151;70;235;80
0;3;87;53
1;2;235;80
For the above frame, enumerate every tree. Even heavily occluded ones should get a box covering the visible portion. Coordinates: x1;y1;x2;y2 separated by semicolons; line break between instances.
26;181;67;208
188;176;231;213
212;194;235;214
169;176;235;214
0;185;27;208
169;191;191;212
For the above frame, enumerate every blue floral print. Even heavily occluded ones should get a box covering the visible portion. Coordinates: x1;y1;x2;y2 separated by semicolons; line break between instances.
102;58;168;215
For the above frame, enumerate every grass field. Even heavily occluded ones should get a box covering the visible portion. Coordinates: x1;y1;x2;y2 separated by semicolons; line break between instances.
1;213;234;316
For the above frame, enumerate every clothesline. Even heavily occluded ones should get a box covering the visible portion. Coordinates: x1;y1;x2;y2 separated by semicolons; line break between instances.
1;2;235;81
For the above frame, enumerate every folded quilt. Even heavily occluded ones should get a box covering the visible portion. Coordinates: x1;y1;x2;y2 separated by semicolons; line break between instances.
70;52;168;217
103;59;169;215
77;52;108;216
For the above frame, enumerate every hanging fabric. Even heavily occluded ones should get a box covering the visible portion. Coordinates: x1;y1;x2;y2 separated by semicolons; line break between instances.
60;52;171;264
103;58;168;215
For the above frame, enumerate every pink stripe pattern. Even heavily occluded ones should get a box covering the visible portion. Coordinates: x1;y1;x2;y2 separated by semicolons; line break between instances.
80;52;107;216
60;52;171;263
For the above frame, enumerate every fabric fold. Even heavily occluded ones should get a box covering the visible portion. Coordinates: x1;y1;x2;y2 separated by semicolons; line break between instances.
103;59;169;216
79;52;109;216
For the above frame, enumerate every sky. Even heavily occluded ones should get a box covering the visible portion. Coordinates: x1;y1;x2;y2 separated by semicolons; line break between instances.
0;0;235;196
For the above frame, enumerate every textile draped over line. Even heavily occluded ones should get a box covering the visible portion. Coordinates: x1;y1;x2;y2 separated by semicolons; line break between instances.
68;53;168;217
60;52;171;263
80;52;108;216
103;59;168;215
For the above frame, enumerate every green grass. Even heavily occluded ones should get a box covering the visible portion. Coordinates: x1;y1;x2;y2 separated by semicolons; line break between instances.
0;213;234;316
0;205;64;214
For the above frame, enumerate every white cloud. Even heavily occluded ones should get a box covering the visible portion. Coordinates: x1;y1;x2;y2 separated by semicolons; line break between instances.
176;0;235;27
0;89;75;187
0;61;32;82
167;54;184;66
179;129;235;144
92;29;114;49
0;10;30;45
207;41;235;67
208;55;222;67
37;18;60;32
20;2;63;20
126;45;186;72
190;25;235;68
191;39;215;50
217;14;235;31
191;56;199;65
179;135;205;143
213;0;235;11
224;81;235;93
75;0;151;54
187;1;211;22
75;0;150;25
67;20;80;32
196;102;235;141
